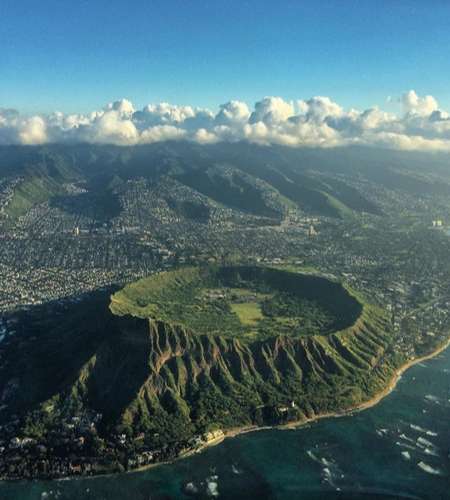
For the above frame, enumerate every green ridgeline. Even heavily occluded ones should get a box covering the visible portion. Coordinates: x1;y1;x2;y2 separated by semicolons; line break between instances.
1;266;415;477
110;265;363;341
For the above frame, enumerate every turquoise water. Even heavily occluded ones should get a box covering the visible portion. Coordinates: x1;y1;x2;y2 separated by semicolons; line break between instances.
1;348;449;500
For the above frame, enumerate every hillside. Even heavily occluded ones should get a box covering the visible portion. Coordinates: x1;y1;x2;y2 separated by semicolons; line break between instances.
0;265;412;478
2;143;450;223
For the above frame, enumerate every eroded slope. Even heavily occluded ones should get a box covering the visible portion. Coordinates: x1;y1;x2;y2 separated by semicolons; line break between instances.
0;267;397;451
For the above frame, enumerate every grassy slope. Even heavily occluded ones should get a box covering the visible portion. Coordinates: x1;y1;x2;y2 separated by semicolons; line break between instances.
110;266;362;340
6;174;63;218
230;302;264;325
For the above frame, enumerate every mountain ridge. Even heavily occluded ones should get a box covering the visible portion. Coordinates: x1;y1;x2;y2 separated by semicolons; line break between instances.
4;142;449;222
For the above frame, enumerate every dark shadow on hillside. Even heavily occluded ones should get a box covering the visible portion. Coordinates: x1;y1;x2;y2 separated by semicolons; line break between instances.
50;190;121;221
0;289;152;424
84;315;153;421
165;197;211;222
217;265;363;333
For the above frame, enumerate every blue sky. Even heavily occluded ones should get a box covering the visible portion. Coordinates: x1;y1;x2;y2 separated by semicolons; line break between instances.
1;0;450;114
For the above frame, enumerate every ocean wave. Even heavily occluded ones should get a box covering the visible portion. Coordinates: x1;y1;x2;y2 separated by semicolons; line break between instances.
306;450;321;464
206;476;219;497
410;424;438;437
424;394;440;405
401;451;411;461
40;491;62;499
322;466;338;489
395;441;416;451
417;461;443;476
307;450;337;468
231;464;242;475
308;449;344;489
399;433;415;443
417;436;435;449
184;482;199;495
321;463;345;490
321;457;335;467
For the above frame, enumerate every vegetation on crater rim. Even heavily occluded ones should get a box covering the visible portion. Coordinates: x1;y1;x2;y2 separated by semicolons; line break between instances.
110;265;363;340
0;266;413;479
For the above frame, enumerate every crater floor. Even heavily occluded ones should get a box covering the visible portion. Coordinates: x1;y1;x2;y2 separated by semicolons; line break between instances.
110;265;363;341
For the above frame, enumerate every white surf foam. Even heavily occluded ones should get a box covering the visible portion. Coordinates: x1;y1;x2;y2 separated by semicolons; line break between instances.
306;450;321;463
322;467;337;489
395;441;416;451
206;477;219;497
321;457;335;467
231;464;242;475
417;436;435;448
424;394;440;405
184;482;199;494
399;433;415;443
417;461;443;476
410;424;438;437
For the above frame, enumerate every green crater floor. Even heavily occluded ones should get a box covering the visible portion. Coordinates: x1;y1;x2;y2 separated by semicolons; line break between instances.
110;266;363;341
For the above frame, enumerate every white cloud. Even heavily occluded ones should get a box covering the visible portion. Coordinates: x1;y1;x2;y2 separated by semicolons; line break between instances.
89;110;138;145
132;102;213;130
1;91;450;152
249;97;295;125
215;101;250;125
18;116;48;145
243;121;269;143
193;128;218;144
298;96;343;122
106;98;135;116
402;90;438;117
140;125;187;143
368;131;450;152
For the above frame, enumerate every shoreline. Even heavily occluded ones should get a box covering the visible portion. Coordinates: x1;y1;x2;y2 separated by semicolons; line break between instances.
4;337;450;483
119;336;450;478
225;336;450;438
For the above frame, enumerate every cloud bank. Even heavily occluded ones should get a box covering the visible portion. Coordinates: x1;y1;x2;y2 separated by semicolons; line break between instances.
2;90;450;152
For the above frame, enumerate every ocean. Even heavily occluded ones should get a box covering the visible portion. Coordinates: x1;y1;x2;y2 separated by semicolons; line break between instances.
1;347;449;500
